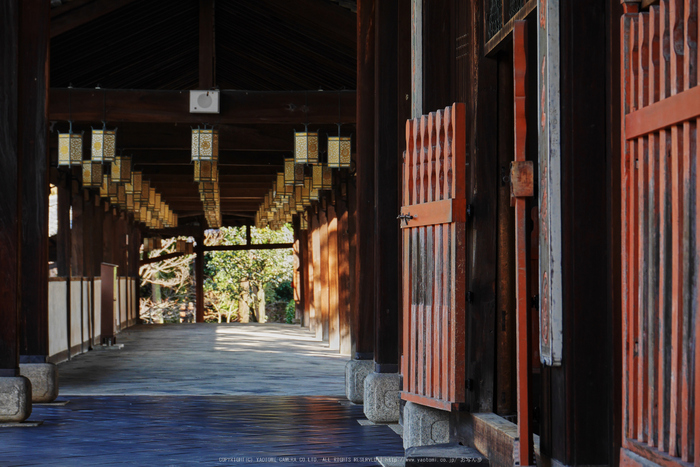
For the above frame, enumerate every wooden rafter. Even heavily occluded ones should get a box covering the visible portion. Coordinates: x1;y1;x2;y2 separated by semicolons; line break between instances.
49;88;356;124
50;0;139;38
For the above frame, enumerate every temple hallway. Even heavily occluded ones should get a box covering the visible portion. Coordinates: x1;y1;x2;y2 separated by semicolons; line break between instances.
59;323;348;396
1;324;404;466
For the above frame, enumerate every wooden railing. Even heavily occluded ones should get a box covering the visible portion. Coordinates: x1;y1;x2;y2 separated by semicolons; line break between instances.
400;103;467;411
621;1;698;463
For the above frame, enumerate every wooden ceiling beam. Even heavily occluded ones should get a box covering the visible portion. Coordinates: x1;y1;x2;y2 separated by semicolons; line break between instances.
50;0;139;38
49;88;356;124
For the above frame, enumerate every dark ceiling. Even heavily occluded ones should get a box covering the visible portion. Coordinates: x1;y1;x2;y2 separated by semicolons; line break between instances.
50;0;357;91
49;0;357;229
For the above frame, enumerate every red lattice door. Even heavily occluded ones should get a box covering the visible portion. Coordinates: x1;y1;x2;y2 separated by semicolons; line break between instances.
620;1;699;463
400;103;467;411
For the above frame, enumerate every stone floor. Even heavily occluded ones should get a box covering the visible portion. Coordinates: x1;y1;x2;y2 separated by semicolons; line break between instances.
1;324;404;466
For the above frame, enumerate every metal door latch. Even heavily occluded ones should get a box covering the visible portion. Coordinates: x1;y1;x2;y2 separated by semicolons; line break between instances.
397;213;414;226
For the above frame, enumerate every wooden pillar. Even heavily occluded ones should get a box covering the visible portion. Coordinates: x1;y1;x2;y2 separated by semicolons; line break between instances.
354;0;376;360
292;217;304;323
81;192;94;347
0;0;21;376
373;0;400;372
337;186;353;354
544;1;611;463
312;211;322;340
300;229;309;326
328;202;340;351
320;206;330;342
195;234;204;323
57;177;72;278
71;183;84;277
18;0;50;362
305;216;314;330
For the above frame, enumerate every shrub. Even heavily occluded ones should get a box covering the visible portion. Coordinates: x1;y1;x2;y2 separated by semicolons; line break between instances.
285;299;295;324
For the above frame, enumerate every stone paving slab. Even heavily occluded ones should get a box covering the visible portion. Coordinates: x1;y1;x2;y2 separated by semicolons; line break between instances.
58;323;348;396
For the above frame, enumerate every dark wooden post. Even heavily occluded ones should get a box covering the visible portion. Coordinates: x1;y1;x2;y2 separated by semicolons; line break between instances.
195;233;204;323
373;0;400;373
327;202;340;350
0;0;21;376
312;210;322;339
304;216;314;329
18;0;51;362
81;192;94;345
292;217;304;323
337;186;353;354
319;205;330;343
57;177;72;278
354;0;376;360
70;182;85;277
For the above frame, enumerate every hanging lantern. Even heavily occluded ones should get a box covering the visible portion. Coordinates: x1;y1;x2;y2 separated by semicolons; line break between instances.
126;171;142;196
295;186;304;211
294;128;319;164
108;181;119;204
191;127;219;161
322;164;333;190
199;181;218;195
140;205;148;222
140;180;150;204
126;192;134;211
117;184;126;208
148;187;156;210
154;193;161;215
58;125;83;167
312;164;324;190
100;174;111;199
328;135;352;169
111;155;131;183
82;161;103;188
300;214;309;230
194;160;218;182
284;158;295;186
91;127;117;163
302;177;311;205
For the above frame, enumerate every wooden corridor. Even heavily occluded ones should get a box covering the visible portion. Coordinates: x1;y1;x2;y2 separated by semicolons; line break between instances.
0;324;404;466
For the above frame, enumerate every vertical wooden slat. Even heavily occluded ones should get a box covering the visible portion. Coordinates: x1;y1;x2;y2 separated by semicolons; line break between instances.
637;12;650;444
513;20;531;466
629;15;640;442
669;0;685;457
647;5;661;448
621;6;633;447
681;0;697;460
328;204;340;351
658;0;672;453
402;120;412;389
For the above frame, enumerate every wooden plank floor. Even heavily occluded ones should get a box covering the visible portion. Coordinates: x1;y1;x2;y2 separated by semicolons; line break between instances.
1;324;403;466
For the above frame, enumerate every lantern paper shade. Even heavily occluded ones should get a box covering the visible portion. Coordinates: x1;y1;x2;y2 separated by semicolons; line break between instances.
100;174;111;198
328;135;352;169
127;171;142;195
191;128;219;161
194;160;218;182
294;131;319;164
312;164;323;190
111;156;131;183
284;158;295;186
91;128;116;163
322;164;333;190
58;132;83;167
82;161;103;188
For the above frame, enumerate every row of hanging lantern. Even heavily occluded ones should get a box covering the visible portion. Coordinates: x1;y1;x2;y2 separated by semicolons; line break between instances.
192;127;221;229
97;161;178;230
59;120;177;230
255;161;334;231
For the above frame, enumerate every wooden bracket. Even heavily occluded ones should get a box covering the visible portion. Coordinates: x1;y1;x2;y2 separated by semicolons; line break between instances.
510;161;534;199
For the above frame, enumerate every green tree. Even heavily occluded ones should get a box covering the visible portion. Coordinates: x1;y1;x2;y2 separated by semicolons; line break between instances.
205;225;293;322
